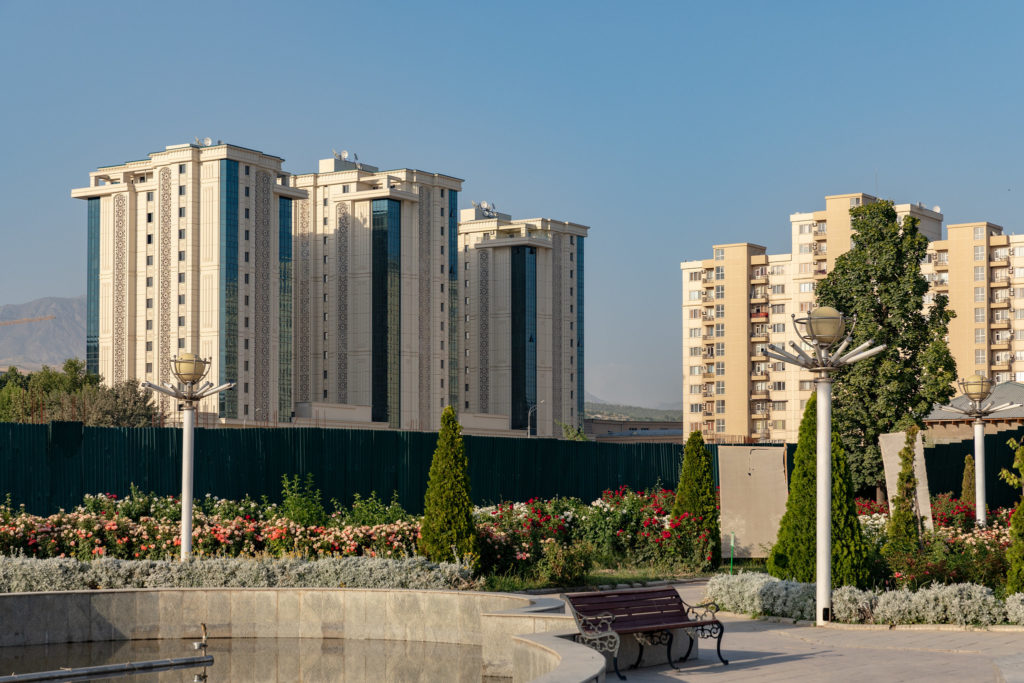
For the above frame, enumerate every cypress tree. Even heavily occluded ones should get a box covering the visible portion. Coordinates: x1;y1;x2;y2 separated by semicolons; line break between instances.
1000;439;1024;594
961;454;976;508
768;393;872;587
882;427;922;560
420;405;478;564
672;430;720;565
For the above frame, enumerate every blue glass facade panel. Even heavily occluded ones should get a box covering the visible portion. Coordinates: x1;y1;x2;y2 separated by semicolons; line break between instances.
510;246;537;431
448;190;459;409
576;239;584;424
278;197;293;421
371;199;401;427
86;198;100;376
219;160;239;419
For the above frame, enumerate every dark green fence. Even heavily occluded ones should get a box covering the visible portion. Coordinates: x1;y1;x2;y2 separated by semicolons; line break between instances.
0;422;690;515
923;429;1024;511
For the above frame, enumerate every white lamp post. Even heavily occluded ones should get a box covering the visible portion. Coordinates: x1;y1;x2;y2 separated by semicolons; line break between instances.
764;307;886;625
142;353;234;560
937;374;1020;526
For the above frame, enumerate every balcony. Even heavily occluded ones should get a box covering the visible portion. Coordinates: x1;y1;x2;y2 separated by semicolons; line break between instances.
750;311;769;320
813;268;828;278
933;259;949;270
992;319;1010;330
992;277;1010;288
750;295;767;305
751;390;769;399
991;339;1011;351
933;280;949;290
992;362;1011;372
990;256;1010;267
751;411;768;420
750;276;768;286
750;333;768;343
751;372;768;381
813;229;828;240
991;298;1010;309
703;370;716;379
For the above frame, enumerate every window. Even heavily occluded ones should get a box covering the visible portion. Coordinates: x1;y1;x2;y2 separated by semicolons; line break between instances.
771;304;785;314
799;244;813;254
178;273;185;283
244;165;250;176
798;223;812;234
689;366;703;376
244;339;249;350
178;165;185;174
689;327;701;338
715;361;725;376
976;349;986;364
975;328;986;343
178;251;184;261
714;266;725;280
244;252;250;263
145;276;153;287
147;212;153;223
146;320;152;330
715;323;725;337
146;191;153;202
771;323;786;333
975;308;986;323
975;226;985;240
714;248;724;261
715;285;725;299
715;400;725;414
178;294;185;305
715;304;725;318
689;347;702;357
178;338;184;349
973;286;987;303
799;282;814;293
178;185;185;196
715;419;725;433
973;245;986;261
771;284;785;294
177;207;185;218
688;290;701;301
246;274;251;284
145;341;153;351
975;266;986;281
688;271;702;282
771;381;786;391
799;380;814;391
146;362;153;373
146;298;153;309
177;316;185;327
570;270;574;279
716;381;725;395
146;234;153;245
244;317;249;328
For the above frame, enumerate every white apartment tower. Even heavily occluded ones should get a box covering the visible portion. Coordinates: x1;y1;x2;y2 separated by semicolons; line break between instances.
458;206;588;437
71;142;306;422
288;157;463;430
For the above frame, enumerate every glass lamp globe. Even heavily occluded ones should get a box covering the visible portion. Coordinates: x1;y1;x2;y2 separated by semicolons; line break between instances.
806;306;846;345
961;374;992;402
172;353;208;384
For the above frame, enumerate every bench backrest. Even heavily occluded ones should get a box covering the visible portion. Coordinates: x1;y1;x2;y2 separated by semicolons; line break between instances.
564;587;688;631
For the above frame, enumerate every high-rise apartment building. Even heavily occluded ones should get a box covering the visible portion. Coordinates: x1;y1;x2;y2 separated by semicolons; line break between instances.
681;193;942;443
289;157;463;430
458;206;588;437
71;143;306;421
73;142;587;436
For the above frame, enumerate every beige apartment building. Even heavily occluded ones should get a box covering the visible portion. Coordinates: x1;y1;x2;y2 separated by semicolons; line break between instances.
71;142;306;422
681;193;943;443
458;205;588;437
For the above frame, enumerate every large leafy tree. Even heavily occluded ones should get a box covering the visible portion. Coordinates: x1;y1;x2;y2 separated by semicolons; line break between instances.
815;200;957;493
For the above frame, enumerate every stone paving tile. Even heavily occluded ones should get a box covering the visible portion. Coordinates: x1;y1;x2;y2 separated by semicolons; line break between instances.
620;580;1010;682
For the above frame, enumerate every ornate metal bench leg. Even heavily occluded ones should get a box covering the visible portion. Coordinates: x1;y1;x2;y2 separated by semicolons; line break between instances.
613;655;626;680
631;641;644;670
664;630;677;670
716;622;728;665
681;631;694;663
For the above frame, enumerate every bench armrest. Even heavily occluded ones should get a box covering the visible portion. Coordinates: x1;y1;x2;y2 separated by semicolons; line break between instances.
684;600;721;622
567;606;616;636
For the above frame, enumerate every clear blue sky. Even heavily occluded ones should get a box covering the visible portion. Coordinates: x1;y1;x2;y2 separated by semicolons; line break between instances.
1;1;1021;408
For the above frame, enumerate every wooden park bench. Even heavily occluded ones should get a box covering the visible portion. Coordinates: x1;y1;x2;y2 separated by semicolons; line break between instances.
563;586;728;680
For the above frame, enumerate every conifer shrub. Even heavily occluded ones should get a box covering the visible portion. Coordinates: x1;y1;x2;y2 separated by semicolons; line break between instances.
883;427;922;560
671;430;720;565
1002;439;1024;594
419;406;478;565
961;454;976;508
767;393;872;588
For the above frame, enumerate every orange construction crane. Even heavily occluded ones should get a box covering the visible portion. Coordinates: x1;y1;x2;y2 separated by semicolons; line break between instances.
0;315;56;328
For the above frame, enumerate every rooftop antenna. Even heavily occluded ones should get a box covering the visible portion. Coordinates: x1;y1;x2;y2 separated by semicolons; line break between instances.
353;152;358;161
203;137;212;147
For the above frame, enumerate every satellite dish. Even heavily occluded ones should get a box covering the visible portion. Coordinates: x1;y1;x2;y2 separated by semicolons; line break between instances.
471;201;480;208
341;150;349;160
203;137;212;147
480;201;490;210
933;205;941;213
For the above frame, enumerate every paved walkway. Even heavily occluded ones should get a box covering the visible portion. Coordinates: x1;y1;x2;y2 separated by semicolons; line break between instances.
624;581;1023;682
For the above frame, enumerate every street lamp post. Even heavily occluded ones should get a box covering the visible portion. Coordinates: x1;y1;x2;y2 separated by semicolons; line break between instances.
764;307;886;625
142;353;234;560
527;400;545;438
937;374;1020;526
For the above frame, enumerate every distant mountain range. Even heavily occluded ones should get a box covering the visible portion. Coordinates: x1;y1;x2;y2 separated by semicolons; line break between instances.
584;402;682;422
0;296;85;371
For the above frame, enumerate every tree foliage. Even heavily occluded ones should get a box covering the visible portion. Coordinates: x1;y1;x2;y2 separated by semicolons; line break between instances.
558;421;588;441
815;200;957;493
0;360;155;426
883;427;922;559
420;405;478;564
961;454;976;508
767;394;872;588
672;430;720;565
1001;439;1024;594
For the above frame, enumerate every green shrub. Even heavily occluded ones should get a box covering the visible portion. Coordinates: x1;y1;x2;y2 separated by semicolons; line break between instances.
279;473;328;527
768;393;872;588
535;540;594;586
420;406;478;564
671;431;720;565
1002;439;1024;594
333;491;413;527
961;454;976;508
883;427;922;560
